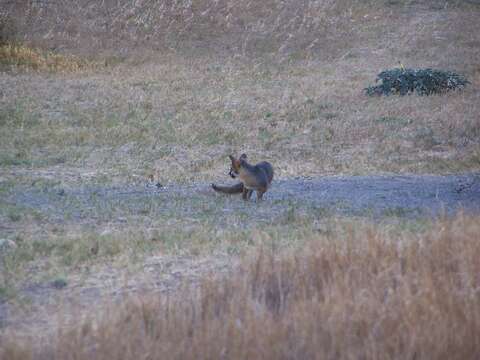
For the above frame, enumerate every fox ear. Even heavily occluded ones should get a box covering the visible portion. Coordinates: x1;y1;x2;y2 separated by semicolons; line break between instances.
239;153;247;160
228;155;235;162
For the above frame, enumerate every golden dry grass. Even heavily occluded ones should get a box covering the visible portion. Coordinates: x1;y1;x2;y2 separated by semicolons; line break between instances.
0;0;382;58
2;213;479;359
0;43;97;73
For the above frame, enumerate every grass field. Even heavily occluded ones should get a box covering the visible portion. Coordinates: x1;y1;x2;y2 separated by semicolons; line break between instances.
1;0;480;358
2;214;480;359
1;1;479;183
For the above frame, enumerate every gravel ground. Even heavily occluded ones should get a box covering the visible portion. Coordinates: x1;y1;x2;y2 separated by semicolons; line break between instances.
8;173;480;226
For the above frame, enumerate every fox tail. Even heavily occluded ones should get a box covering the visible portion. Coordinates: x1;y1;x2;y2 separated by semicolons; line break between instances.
211;182;244;194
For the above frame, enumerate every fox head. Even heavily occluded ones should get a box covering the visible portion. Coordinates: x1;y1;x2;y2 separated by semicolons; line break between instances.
228;154;247;178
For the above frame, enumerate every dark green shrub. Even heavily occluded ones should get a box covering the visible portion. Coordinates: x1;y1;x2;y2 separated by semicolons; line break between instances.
365;68;469;96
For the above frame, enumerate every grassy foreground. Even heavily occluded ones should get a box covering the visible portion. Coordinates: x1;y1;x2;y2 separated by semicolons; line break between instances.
1;213;479;359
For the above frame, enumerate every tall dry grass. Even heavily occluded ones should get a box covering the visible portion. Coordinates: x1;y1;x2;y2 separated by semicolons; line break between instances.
5;0;474;59
1;0;359;57
2;213;479;359
0;43;97;72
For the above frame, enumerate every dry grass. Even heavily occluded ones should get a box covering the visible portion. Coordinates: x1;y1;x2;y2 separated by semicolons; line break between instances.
1;1;479;181
0;43;97;73
2;0;479;59
1;1;480;357
1;54;479;182
0;0;379;58
2;213;479;359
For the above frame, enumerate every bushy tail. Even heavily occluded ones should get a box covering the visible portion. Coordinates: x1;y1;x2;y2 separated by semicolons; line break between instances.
211;182;244;194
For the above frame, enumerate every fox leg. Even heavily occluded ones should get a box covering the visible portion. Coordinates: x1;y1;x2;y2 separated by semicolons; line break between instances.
256;190;265;201
242;187;249;200
242;188;253;201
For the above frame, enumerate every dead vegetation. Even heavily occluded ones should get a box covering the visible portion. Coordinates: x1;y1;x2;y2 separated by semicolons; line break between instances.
0;0;379;58
0;43;97;72
2;213;479;359
2;0;480;59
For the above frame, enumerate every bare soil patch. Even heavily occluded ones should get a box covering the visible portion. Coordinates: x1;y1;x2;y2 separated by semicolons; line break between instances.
6;173;480;227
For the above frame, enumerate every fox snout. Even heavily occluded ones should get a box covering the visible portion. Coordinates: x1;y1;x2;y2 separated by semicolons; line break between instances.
229;169;238;178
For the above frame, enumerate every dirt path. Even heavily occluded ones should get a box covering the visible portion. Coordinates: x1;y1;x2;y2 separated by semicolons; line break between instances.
8;173;480;226
270;173;480;217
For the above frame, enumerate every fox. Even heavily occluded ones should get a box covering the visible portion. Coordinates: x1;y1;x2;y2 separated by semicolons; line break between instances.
212;154;274;201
